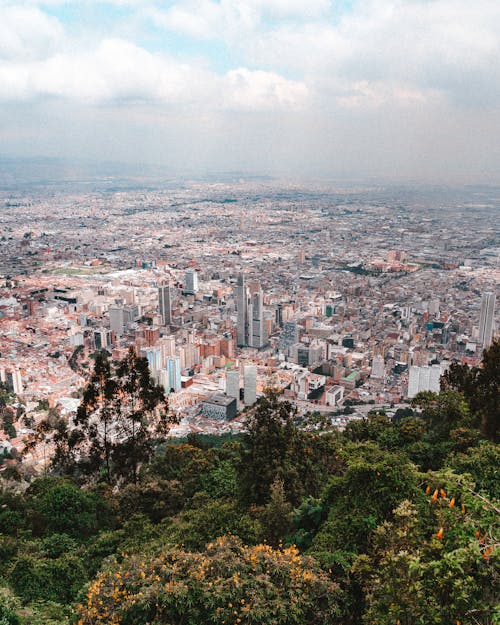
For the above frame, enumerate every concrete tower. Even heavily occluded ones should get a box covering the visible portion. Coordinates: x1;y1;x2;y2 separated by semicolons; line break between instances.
478;291;496;349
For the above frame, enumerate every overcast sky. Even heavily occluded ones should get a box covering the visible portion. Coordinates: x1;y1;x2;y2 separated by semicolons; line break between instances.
1;0;500;181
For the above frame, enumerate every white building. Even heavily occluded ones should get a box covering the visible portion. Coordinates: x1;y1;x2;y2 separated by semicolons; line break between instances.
325;385;344;406
371;355;385;379
226;369;240;402
243;365;257;405
184;270;199;295
407;364;443;398
478;292;496;349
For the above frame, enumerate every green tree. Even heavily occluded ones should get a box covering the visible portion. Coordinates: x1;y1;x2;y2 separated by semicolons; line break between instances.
442;339;500;441
75;353;118;483
72;348;175;484
111;348;173;484
78;535;341;625
258;477;293;548
238;391;334;506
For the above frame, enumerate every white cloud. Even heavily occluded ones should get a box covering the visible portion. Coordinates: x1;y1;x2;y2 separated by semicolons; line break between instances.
0;36;307;111
0;5;63;61
224;68;308;111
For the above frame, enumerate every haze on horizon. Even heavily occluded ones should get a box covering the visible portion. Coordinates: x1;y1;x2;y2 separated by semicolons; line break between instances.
1;0;500;184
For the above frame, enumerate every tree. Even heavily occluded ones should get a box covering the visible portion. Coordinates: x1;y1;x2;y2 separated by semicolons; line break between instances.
1;408;16;439
77;536;341;625
74;353;118;483
258;477;293;547
411;389;472;440
111;348;173;484
238;390;302;505
72;348;175;484
442;339;500;441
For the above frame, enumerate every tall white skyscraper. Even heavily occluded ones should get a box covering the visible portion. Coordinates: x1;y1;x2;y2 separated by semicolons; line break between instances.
226;369;240;402
158;284;172;326
243;365;257;405
478;292;496;349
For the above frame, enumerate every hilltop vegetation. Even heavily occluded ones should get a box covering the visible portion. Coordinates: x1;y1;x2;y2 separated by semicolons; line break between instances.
0;342;498;625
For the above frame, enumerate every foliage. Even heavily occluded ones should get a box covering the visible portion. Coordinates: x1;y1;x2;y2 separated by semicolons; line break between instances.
77;536;341;625
442;339;500;441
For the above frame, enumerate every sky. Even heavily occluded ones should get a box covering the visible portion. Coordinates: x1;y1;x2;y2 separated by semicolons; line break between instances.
1;0;500;181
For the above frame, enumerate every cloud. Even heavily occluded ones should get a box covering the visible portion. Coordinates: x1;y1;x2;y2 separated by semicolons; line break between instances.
224;68;309;111
0;35;308;111
245;0;500;108
0;5;63;61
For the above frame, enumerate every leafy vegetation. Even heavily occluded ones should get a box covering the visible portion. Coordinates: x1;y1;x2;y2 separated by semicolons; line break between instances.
0;341;497;624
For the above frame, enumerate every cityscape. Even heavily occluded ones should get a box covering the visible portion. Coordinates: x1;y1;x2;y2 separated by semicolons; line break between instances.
0;0;499;621
0;174;497;468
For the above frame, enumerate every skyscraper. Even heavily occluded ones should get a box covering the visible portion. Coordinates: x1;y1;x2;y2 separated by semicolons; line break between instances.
236;274;267;348
236;274;247;347
184;270;199;294
109;305;125;337
243;365;257;405
226;369;240;402
478;292;496;349
158;284;172;326
166;356;182;392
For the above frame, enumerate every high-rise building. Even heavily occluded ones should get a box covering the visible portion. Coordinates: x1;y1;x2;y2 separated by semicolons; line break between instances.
109;305;125;337
478;292;496;349
236;274;247;347
184;270;199;295
166;356;182;392
236;274;267;348
371;355;385;379
158;284;172;326
143;347;163;378
407;364;442;398
278;321;298;355
243;365;257;405
226;369;240;401
6;369;23;396
94;328;108;350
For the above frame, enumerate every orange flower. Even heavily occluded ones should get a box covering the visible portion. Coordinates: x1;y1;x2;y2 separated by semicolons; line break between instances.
440;488;447;498
431;489;439;503
425;485;431;494
483;546;494;560
461;504;466;514
436;527;444;540
448;497;455;508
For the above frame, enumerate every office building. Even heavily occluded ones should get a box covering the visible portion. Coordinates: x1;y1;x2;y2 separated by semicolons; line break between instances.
236;274;267;348
166;356;182;392
202;395;237;420
478;292;496;349
158;284;172;326
407;364;442;398
325;385;344;406
371;355;385;379
5;369;23;396
226;369;240;401
278;321;298;355
184;270;199;294
109;305;125;337
243;364;257;405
